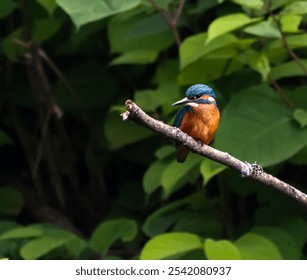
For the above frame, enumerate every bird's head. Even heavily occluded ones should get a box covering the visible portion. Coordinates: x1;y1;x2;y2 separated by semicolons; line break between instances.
172;84;217;107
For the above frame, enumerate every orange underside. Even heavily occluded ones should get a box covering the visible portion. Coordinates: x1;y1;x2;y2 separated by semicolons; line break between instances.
176;104;220;163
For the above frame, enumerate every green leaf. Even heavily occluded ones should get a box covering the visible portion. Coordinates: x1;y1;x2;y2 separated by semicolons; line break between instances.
32;19;62;43
56;0;142;30
0;187;23;216
293;108;307;128
90;219;137;254
108;12;173;53
244;20;280;38
110;50;158;65
204;239;241;260
235;233;282;260
200;159;225;186
143;160;169;194
282;1;307;15
36;0;57;17
0;227;43;240
214;85;307;166
206;13;260;44
281;14;302;33
0;0;17;19
270;59;307;80
104;112;153;150
252;226;300;260
248;52;270;80
20;236;71;260
161;154;202;198
140;232;203;260
231;0;264;10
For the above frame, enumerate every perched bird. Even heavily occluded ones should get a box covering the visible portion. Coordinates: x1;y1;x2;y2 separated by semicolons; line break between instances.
172;84;220;163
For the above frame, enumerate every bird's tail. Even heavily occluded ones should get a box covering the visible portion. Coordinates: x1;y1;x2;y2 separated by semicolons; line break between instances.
176;144;190;163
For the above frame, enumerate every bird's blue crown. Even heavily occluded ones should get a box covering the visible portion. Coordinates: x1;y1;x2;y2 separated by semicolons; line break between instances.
185;84;216;99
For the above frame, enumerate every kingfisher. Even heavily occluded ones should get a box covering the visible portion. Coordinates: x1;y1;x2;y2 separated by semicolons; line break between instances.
172;84;220;163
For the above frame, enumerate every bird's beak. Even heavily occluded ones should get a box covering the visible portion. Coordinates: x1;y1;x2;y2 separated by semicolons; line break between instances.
172;97;189;106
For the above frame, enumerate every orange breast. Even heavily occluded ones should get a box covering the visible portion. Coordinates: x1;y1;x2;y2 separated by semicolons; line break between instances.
180;104;220;145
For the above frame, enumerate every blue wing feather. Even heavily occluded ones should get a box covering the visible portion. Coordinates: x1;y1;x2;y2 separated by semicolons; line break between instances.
174;106;193;128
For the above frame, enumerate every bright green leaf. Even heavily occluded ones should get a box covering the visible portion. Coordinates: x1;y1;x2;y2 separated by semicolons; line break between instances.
248;52;270;80
36;0;57;17
90;219;137;254
200;158;225;186
281;14;302;33
270;59;307;80
20;236;71;260
104;112;153;150
204;239;241;260
56;0;142;30
214;85;307;166
110;50;158;65
231;0;264;10
282;1;307;15
206;13;260;44
293;108;307;128
0;0;17;19
235;233;282;260
0;227;43;240
155;145;174;160
140;232;203;260
244;21;280;38
0;187;23;216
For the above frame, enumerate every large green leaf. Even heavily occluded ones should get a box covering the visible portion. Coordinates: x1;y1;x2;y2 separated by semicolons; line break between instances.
206;13;260;44
244;20;280;38
270;59;307;80
231;0;264;10
214;85;307;166
56;0;142;30
235;233;282;260
200;159;225;186
282;1;307;15
90;219;137;254
252;226;300;259
110;50;158;65
0;0;17;19
0;227;42;240
36;0;57;17
204;239;241;260
140;232;203;260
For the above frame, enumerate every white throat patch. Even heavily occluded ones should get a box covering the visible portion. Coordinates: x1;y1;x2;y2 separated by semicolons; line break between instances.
185;102;199;107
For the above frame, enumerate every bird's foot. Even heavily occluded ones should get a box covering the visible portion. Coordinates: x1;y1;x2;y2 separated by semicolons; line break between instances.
241;161;263;177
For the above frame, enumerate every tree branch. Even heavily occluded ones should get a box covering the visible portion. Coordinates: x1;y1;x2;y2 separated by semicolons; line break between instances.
121;100;307;208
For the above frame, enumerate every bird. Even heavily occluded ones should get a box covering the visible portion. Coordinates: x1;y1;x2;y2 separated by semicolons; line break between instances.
172;84;220;163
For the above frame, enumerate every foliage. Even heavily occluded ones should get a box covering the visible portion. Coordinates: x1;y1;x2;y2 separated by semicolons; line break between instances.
0;0;306;260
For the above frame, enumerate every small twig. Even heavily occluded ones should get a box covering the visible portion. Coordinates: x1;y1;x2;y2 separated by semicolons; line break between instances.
121;100;307;208
148;0;186;45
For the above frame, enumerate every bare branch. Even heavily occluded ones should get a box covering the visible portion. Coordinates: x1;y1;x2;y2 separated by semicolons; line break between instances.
121;100;307;208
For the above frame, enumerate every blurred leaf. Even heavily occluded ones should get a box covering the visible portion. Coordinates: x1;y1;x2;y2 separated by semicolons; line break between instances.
281;14;302;33
2;28;24;59
56;0;142;30
90;219;137;254
282;1;307;15
0;221;19;235
161;154;202;198
140;232;203;260
20;236;71;260
252;226;300;259
231;0;264;9
204;239;241;260
293;108;307;128
155;145;174;159
0;0;16;19
36;0;57;17
110;50;158;65
235;233;282;260
244;20;280;38
0;131;11;145
0;187;23;216
214;85;307;166
206;13;260;44
200;158;225;186
32;19;62;43
108;11;173;53
270;59;307;80
248;52;270;80
104;112;153;150
143;160;168;194
0;227;43;240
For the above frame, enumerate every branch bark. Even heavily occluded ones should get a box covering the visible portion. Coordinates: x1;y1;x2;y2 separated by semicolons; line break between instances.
121;100;307;208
